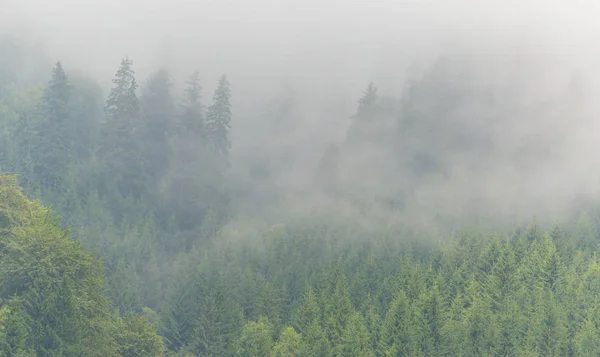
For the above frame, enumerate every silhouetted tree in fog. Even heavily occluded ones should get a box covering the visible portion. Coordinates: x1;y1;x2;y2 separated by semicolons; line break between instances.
33;61;71;191
100;57;145;199
205;74;232;165
141;68;174;189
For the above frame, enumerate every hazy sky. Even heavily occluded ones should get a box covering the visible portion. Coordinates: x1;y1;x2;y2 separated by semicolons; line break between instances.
4;0;600;92
4;0;600;146
4;0;600;224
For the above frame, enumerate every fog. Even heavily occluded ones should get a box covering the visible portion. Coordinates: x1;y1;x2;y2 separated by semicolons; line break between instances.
4;0;600;230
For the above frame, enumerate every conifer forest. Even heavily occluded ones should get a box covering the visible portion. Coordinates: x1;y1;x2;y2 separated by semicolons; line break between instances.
3;1;600;356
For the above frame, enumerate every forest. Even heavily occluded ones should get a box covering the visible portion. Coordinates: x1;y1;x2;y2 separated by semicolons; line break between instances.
2;15;600;356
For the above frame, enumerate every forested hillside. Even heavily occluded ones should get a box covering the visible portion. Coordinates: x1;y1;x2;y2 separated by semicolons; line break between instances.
2;33;600;356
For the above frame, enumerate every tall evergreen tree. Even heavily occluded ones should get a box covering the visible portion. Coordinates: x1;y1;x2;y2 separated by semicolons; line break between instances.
180;71;204;137
166;71;208;232
346;82;382;144
205;74;232;162
32;61;70;191
337;311;374;357
67;75;104;162
378;290;415;356
140;68;174;188
354;82;379;122
100;57;144;199
235;317;274;357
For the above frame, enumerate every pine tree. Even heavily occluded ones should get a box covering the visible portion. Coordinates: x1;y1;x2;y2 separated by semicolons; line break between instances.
414;284;445;356
524;291;568;356
301;319;330;357
322;275;354;347
140;68;173;188
192;289;243;357
180;71;204;137
32;61;71;191
0;297;33;356
11;106;37;191
354;82;379;122
106;258;144;315
378;290;415;356
114;311;166;357
67;75;104;162
253;281;285;334
205;74;232;162
461;293;497;356
271;327;303;357
0;175;120;356
167;71;210;232
235;317;274;357
574;311;600;356
100;57;145;199
291;286;321;335
337;311;374;357
346;82;382;143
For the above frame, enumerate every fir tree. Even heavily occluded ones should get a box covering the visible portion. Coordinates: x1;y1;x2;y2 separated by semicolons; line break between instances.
337;311;374;357
378;290;415;356
32;61;71;191
205;74;232;162
100;57;144;199
346;82;382;143
235;317;274;357
140;68;174;188
271;327;303;357
180;71;204;137
167;71;208;232
354;82;379;122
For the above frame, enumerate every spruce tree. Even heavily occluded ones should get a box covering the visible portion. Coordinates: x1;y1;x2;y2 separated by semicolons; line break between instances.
33;61;71;191
271;327;304;357
100;57;144;199
180;71;204;137
291;286;321;335
235;317;274;357
346;82;381;143
140;68;174;188
167;71;207;232
355;82;379;122
378;290;415;356
205;74;232;162
337;311;374;357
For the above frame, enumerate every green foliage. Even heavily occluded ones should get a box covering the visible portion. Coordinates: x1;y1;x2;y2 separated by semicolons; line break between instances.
5;40;600;357
179;71;204;137
115;311;165;357
0;298;34;357
0;175;163;356
140;68;173;188
205;74;232;162
271;327;303;357
337;311;374;357
235;317;273;357
32;61;71;191
100;57;145;199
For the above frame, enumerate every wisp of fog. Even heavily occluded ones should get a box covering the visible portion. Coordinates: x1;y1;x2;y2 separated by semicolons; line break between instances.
3;0;600;231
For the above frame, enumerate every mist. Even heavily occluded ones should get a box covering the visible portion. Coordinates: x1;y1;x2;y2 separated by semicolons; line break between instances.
4;0;600;231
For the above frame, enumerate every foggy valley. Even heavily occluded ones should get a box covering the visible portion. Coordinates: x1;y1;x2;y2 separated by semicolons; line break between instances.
2;0;600;356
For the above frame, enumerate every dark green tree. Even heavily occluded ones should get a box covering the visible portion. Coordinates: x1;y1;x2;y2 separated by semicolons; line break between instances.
337;311;374;357
180;71;204;136
166;71;208;232
234;317;274;357
140;68;173;188
205;74;232;162
32;61;70;191
378;290;415;356
100;57;144;199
